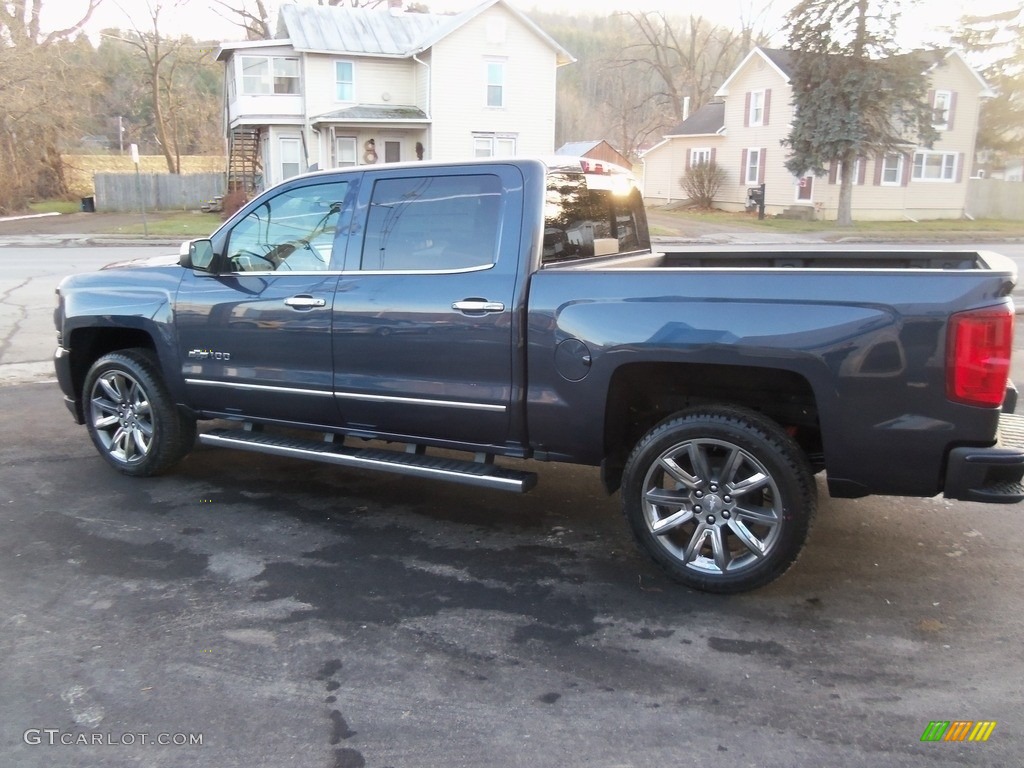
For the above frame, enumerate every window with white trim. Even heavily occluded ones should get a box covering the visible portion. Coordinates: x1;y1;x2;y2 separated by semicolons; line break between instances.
881;153;903;185
838;158;863;185
280;137;302;180
744;148;761;184
474;134;516;158
335;61;354;102
690;148;712;166
335;136;356;167
912;150;957;181
932;90;952;129
486;61;505;108
749;90;766;126
242;56;299;95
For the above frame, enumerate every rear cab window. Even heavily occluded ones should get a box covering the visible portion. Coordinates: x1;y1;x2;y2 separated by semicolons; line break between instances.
542;160;650;265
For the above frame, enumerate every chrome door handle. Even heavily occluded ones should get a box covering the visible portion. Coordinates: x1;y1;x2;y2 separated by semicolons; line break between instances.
284;295;326;308
452;300;505;313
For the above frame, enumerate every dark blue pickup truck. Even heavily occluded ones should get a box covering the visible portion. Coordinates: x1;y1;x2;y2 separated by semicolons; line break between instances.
53;157;1024;592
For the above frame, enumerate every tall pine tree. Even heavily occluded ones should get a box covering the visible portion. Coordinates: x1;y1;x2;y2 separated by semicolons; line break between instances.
782;0;937;225
948;6;1023;161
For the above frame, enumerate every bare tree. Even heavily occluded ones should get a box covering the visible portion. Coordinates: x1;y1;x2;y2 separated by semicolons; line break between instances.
0;0;102;45
109;0;192;172
0;1;104;211
212;0;272;40
614;12;760;127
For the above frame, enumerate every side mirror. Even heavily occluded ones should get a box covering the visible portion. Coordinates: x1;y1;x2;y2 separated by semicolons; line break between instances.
181;239;215;271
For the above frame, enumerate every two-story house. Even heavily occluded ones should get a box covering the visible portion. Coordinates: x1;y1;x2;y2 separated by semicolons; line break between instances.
216;0;574;192
641;47;992;220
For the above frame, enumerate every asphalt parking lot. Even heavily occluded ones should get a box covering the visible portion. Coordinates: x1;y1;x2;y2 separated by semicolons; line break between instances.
2;378;1023;767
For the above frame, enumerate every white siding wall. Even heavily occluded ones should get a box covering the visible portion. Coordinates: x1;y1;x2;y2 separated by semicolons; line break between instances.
642;139;721;204
303;54;418;118
429;5;558;159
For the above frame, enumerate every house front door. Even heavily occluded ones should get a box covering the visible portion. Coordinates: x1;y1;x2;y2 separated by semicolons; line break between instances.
796;175;814;202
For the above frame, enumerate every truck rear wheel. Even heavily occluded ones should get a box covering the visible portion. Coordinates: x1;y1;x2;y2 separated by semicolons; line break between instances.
83;349;195;477
622;406;815;593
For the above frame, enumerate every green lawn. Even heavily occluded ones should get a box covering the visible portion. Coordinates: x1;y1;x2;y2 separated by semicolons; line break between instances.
28;199;82;214
649;207;1024;240
113;212;223;237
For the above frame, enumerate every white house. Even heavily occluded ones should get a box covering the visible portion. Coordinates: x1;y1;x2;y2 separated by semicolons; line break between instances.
216;0;574;191
641;47;993;220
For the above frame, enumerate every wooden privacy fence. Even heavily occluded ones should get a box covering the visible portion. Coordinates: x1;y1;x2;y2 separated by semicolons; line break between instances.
966;178;1024;221
93;172;225;212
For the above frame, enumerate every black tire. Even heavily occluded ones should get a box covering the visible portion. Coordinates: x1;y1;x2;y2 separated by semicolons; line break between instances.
622;406;815;594
82;349;196;477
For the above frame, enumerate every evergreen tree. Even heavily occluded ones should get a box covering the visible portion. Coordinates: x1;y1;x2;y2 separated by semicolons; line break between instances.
782;0;937;225
947;6;1024;161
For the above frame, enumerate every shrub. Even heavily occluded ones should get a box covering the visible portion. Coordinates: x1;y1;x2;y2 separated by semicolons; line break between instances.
681;161;727;208
221;188;250;220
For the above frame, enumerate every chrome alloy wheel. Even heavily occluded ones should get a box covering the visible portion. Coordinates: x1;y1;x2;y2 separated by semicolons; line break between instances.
641;437;783;576
89;370;155;465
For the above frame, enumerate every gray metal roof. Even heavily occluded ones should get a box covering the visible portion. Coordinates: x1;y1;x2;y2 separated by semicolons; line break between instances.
278;4;445;56
275;0;573;65
555;141;602;156
664;101;725;137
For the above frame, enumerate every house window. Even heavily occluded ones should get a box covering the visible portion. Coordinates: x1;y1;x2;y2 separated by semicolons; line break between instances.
932;90;952;129
744;148;762;184
749;90;766;126
838;158;863;185
335;136;357;167
486;61;505;108
690;148;712;167
474;134;516;158
241;56;300;95
335;61;354;102
280;137;302;180
384;141;401;163
881;153;904;185
912;150;957;181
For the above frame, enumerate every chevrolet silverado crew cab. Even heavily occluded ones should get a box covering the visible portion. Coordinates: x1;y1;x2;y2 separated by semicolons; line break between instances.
53;157;1024;593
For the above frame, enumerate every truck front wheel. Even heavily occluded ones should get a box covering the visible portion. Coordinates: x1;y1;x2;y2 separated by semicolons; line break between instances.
83;349;196;477
622;407;815;594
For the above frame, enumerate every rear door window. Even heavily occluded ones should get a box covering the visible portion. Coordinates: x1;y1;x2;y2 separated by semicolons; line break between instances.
359;174;502;271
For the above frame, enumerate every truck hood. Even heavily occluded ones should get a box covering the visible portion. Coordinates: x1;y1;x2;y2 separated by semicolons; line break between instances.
101;253;181;270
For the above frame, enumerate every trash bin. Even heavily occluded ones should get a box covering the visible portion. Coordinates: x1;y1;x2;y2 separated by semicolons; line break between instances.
81;196;95;213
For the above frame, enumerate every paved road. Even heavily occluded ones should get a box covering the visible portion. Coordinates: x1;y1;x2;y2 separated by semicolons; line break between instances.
2;244;1024;766
3;382;1024;768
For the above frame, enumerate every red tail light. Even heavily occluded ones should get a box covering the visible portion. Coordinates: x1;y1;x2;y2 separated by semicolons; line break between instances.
946;306;1013;407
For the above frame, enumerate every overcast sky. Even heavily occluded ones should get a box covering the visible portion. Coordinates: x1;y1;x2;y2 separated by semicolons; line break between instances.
57;0;999;49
